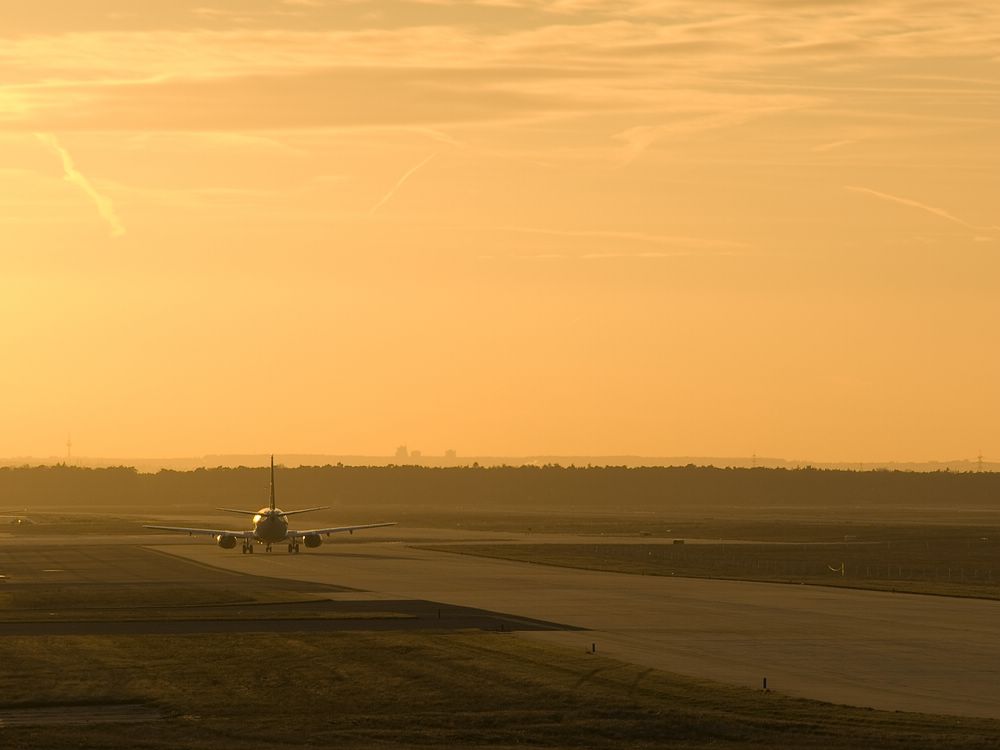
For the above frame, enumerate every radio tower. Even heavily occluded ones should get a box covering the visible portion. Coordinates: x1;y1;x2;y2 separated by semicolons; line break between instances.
978;451;984;473
66;435;72;466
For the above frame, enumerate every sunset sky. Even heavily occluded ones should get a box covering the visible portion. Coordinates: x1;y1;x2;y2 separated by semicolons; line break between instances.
2;1;998;461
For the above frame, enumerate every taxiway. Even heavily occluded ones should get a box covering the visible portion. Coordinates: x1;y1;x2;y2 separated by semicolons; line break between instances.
155;529;1000;719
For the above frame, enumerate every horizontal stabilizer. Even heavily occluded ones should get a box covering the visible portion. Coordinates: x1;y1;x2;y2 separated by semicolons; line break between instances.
277;506;329;517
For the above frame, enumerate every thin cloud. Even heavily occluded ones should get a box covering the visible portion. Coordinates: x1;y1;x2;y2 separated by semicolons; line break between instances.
612;104;812;166
510;250;742;261
369;152;436;216
496;225;747;250
3;5;994;136
580;251;732;259
845;185;998;233
35;133;125;237
812;139;856;152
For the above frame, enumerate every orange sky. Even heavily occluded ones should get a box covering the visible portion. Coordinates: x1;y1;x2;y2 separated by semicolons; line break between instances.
1;1;997;461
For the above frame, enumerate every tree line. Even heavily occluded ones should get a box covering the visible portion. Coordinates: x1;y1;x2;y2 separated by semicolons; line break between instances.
1;463;998;511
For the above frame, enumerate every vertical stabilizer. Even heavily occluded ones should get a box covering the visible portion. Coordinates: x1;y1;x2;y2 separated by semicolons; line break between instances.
270;455;276;510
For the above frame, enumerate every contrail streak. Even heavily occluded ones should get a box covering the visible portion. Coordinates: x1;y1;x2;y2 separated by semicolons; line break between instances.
36;133;125;237
369;153;435;216
845;185;997;232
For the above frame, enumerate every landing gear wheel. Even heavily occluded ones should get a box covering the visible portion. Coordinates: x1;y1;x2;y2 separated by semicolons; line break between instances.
288;543;293;553
294;544;300;554
248;545;254;554
265;544;272;553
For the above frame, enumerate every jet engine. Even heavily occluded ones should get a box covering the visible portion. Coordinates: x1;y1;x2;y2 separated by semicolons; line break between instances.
303;534;322;548
215;534;237;549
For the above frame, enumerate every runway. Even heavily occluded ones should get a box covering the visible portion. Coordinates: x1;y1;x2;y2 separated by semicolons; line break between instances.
155;529;1000;720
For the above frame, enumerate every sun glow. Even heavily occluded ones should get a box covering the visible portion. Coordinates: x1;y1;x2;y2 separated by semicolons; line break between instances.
0;1;997;461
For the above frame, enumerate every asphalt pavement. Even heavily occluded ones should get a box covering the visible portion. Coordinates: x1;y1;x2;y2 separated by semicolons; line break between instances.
154;529;1000;720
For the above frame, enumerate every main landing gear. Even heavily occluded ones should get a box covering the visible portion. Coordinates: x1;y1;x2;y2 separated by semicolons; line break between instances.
287;542;300;554
241;542;254;554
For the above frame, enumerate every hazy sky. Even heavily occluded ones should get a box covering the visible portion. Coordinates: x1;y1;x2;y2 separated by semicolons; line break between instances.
2;1;998;461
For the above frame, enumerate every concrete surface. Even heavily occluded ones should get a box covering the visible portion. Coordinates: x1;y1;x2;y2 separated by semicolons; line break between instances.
155;531;1000;719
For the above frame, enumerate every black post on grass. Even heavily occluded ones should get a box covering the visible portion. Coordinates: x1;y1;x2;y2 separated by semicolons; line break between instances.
591;642;596;654
762;677;768;691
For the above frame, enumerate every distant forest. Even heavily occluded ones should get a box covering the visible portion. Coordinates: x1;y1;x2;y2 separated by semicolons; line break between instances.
1;464;998;511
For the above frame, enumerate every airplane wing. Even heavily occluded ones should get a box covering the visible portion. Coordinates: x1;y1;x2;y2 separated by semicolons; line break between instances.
143;525;254;538
287;522;397;538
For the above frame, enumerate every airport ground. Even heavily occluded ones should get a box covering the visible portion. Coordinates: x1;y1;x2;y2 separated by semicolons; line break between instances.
2;509;1000;748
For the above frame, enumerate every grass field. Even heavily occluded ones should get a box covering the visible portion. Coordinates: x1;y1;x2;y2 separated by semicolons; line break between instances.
1;631;999;749
382;508;1000;538
421;538;1000;599
12;510;1000;600
14;506;1000;540
3;515;1000;745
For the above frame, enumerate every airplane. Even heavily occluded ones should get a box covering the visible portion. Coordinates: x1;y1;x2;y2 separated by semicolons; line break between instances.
144;456;396;554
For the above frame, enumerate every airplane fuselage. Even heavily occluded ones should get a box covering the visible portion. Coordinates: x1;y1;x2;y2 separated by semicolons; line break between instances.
251;507;289;544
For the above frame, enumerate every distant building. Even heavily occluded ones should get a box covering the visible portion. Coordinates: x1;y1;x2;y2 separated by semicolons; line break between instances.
395;445;409;459
445;449;457;459
410;450;422;458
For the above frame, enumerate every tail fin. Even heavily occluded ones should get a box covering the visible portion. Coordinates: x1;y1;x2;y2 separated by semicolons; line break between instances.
270;455;276;510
